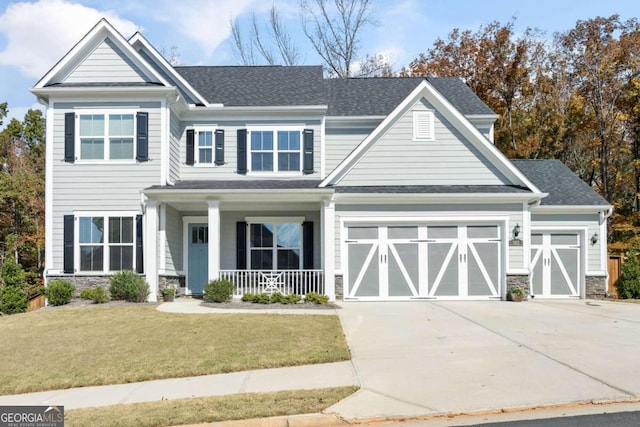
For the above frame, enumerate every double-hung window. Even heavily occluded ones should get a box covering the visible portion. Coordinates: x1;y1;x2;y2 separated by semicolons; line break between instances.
248;128;302;173
249;221;302;270
196;128;214;165
77;111;136;161
78;214;135;272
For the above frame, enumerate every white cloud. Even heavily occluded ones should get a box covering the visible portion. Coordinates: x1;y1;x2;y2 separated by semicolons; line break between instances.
149;0;258;57
0;0;139;78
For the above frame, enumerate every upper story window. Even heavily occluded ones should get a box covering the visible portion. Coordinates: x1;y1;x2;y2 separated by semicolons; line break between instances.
413;111;435;141
248;128;302;173
77;112;136;161
197;129;214;164
186;127;224;167
65;110;148;164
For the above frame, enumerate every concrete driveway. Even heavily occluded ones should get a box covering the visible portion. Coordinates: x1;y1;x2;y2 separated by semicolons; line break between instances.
327;300;640;420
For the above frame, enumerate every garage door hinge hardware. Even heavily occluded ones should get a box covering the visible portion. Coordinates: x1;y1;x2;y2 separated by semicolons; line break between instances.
410;239;436;242
345;240;358;243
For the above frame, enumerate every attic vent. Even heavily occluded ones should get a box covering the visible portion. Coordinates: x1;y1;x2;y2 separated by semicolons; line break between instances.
413;111;434;140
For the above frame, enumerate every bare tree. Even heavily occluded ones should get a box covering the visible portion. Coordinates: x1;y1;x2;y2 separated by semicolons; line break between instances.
230;6;301;66
300;0;375;77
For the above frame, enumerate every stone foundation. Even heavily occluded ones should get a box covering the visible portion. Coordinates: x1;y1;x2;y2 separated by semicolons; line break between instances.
586;276;607;299
506;275;530;300
335;274;344;301
47;275;111;297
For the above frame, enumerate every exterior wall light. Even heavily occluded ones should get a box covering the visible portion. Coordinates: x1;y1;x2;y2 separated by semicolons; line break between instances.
591;233;599;245
513;224;521;238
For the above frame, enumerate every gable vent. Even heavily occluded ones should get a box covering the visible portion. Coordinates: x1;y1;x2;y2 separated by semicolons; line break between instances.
413;111;435;140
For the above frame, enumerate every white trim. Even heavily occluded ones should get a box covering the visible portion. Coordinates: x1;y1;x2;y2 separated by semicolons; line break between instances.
182;215;208;296
599;211;608;274
245;216;305;224
208;200;220;281
523;201;531;271
334;192;547;204
320;115;326;179
159;203;166;271
144;201;158;301
320;80;542;193
34;19;170;90
160;98;167;185
44;102;54;283
128;32;211;106
322;199;336;301
532;205;612;213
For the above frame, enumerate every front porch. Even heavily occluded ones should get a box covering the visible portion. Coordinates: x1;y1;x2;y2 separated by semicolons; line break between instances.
142;180;336;302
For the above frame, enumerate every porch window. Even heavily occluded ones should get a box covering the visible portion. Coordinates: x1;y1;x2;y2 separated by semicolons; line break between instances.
249;222;301;270
78;112;135;160
249;129;302;172
78;215;135;272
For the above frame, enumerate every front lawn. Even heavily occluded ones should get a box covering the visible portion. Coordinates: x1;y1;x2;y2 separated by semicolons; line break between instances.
0;305;350;395
65;387;358;427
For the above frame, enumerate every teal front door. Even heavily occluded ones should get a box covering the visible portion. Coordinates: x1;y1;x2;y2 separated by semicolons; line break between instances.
188;223;208;294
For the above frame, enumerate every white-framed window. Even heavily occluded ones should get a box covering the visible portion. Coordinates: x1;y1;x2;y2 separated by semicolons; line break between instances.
248;127;302;173
77;213;136;272
413;110;435;141
247;217;303;270
76;110;137;161
194;127;215;165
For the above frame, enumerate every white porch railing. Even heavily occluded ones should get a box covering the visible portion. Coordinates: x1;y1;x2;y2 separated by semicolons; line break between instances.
219;270;325;296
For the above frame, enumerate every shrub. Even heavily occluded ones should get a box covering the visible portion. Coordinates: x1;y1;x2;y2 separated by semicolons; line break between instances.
203;279;234;303
0;285;28;314
80;287;110;304
270;292;301;304
45;279;75;306
254;293;272;304
305;292;329;305
109;270;150;302
616;250;640;299
241;293;257;302
1;257;25;288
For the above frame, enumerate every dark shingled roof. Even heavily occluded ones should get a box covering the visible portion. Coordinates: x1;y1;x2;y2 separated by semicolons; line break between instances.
334;185;531;194
174;66;326;106
172;66;495;116
511;159;610;206
146;180;324;191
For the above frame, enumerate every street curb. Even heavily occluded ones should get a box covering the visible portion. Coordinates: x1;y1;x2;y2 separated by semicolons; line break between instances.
173;413;348;426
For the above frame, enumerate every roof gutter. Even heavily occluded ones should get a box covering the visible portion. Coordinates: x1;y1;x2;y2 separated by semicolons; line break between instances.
531;205;613;214
333;192;548;204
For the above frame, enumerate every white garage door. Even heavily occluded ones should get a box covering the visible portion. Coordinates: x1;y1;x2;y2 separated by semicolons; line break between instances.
345;224;501;300
530;232;580;298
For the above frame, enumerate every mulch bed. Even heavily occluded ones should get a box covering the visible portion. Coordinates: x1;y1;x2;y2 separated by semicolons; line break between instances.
200;300;341;310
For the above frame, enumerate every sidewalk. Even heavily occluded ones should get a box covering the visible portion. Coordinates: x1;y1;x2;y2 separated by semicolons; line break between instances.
0;361;358;410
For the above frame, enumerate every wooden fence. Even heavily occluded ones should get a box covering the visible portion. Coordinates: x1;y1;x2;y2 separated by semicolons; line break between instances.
27;294;45;312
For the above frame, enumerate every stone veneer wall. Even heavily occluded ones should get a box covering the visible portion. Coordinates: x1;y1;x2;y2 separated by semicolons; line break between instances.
585;276;607;299
335;274;344;301
506;275;529;300
47;275;111;296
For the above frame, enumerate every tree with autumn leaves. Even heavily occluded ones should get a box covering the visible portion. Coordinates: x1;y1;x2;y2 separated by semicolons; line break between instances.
404;15;640;252
0;103;45;294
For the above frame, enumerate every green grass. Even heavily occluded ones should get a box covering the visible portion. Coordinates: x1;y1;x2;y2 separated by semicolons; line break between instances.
65;387;358;427
0;305;350;395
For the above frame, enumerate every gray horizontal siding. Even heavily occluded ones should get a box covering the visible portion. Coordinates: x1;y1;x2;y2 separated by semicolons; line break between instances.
169;111;181;182
50;101;162;271
325;127;373;175
531;213;603;272
178;120;322;180
64;38;147;83
165;204;183;273
338;98;509;186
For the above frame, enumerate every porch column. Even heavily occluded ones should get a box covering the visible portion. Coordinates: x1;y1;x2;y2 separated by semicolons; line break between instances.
145;200;158;302
207;200;221;281
323;199;336;301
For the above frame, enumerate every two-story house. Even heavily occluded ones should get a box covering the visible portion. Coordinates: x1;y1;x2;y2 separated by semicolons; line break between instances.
32;19;611;302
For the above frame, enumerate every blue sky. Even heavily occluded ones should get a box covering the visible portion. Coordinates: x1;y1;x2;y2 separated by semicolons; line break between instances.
0;0;637;127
